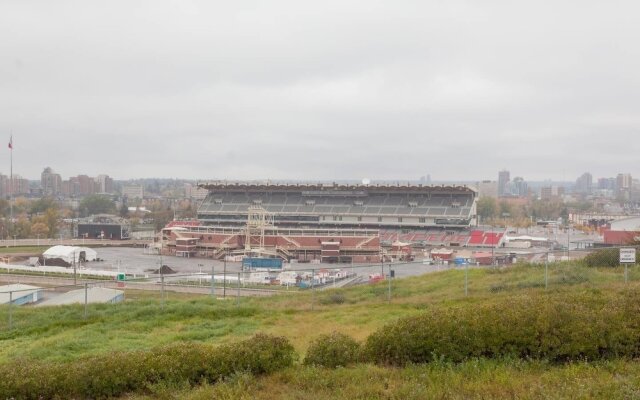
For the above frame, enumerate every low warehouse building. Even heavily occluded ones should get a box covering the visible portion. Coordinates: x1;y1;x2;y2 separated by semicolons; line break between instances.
37;287;123;307
0;284;43;305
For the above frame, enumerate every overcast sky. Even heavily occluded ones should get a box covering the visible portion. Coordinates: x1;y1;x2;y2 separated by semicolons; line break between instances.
1;1;638;182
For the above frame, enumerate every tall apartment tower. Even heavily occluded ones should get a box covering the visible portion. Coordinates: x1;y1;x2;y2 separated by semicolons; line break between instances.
41;167;62;196
575;172;593;194
498;170;510;197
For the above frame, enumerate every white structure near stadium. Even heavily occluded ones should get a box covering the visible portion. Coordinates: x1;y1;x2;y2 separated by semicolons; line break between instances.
37;287;123;307
43;246;98;264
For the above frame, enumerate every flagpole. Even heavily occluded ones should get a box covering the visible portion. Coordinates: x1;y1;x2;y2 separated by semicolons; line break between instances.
9;134;12;231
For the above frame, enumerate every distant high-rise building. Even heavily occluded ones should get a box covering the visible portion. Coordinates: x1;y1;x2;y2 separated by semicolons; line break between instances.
597;177;616;191
617;173;633;199
41;167;62;196
498;170;510;197
96;175;114;194
575;172;593;194
11;175;30;195
512;177;528;197
617;173;632;191
77;175;95;196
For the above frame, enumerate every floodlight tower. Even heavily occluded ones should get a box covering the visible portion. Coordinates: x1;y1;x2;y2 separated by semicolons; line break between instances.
244;206;274;254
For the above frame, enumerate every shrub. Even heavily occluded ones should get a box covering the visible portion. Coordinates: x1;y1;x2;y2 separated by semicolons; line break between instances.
319;293;347;305
304;332;362;368
0;334;297;400
364;292;640;366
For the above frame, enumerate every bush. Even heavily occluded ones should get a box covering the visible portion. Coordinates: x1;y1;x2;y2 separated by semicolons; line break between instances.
319;293;347;305
0;334;297;400
364;292;640;366
304;332;362;368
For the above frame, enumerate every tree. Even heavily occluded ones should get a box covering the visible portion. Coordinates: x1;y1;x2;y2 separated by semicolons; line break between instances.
44;208;59;238
119;201;129;218
31;222;49;237
477;197;497;222
13;217;31;239
29;197;57;216
79;195;116;217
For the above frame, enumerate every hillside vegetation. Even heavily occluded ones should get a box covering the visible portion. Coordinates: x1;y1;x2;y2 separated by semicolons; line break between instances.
1;262;639;398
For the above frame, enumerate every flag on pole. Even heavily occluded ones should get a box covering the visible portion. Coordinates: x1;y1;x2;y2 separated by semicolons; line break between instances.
8;135;12;149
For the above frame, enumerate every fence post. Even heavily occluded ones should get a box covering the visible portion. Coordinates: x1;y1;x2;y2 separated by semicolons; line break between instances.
237;272;241;306
160;274;165;310
387;267;392;303
223;257;227;298
311;268;315;311
210;265;215;298
84;283;88;319
8;291;12;330
464;262;468;297
545;251;549;290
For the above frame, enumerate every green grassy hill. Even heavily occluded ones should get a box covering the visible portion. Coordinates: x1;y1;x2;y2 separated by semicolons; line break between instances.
1;262;639;398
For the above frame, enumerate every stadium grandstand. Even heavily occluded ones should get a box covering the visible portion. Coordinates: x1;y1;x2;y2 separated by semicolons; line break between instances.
160;183;480;263
196;182;477;229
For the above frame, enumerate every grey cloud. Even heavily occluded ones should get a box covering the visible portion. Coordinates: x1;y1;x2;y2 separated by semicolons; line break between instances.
0;0;639;181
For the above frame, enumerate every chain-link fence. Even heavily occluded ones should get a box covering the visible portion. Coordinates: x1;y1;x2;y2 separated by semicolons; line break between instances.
0;246;637;331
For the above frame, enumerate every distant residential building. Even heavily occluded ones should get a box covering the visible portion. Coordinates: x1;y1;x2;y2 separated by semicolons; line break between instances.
95;174;114;193
575;172;593;194
597;177;616;191
0;173;30;196
617;173;633;199
41;167;62;196
184;183;209;200
122;185;144;199
477;180;498;198
511;177;528;197
540;186;565;201
498;170;510;197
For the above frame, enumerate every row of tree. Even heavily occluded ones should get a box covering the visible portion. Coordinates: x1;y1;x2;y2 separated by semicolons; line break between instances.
475;197;592;226
0;195;197;239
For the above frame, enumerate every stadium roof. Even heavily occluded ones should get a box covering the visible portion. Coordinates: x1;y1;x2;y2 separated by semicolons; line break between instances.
198;182;476;194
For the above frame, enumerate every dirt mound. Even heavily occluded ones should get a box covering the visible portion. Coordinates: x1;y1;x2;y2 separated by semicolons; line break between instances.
152;265;177;274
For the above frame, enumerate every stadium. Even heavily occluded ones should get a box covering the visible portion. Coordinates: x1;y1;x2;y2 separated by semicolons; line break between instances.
161;182;498;263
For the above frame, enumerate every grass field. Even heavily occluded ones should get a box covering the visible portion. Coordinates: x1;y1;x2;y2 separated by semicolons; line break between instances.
129;360;640;400
0;246;48;254
1;262;639;398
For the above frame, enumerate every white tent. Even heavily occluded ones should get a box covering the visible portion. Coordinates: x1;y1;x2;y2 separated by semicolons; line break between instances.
43;246;98;264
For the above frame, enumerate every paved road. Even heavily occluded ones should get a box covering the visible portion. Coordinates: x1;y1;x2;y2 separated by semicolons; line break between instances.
0;274;285;297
